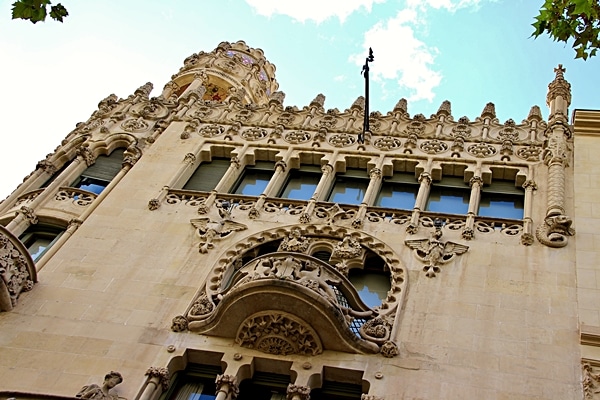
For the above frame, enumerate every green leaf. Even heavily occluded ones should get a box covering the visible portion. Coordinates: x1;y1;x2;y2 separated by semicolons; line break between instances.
49;3;68;22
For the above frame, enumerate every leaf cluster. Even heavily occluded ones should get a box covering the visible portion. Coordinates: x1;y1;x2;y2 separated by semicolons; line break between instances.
532;0;600;59
11;0;68;24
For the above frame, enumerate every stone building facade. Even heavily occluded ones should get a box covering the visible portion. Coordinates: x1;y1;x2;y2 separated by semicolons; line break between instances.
0;40;599;399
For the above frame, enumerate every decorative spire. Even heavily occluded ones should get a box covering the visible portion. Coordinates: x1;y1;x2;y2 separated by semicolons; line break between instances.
527;105;543;122
351;95;365;111
393;98;407;114
546;64;572;108
480;102;496;119
134;82;154;98
269;91;285;106
310;93;325;108
436;100;451;117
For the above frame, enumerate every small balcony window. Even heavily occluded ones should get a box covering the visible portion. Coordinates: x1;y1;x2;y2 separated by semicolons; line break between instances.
231;161;274;196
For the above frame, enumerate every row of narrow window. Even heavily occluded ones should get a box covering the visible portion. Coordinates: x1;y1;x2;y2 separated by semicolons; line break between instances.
183;158;525;220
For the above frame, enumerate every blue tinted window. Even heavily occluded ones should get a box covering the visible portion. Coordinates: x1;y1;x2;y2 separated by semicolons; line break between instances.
280;172;320;200
376;182;418;209
328;176;369;205
234;170;271;196
427;186;470;214
479;193;524;219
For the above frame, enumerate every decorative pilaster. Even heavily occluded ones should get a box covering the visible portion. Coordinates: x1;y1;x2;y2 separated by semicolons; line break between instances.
463;176;483;240
215;374;239;400
137;367;170;400
537;65;575;247
407;172;431;234
353;167;383;228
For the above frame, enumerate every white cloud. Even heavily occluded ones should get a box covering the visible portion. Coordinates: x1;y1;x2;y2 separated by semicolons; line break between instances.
350;8;441;102
406;0;483;12
245;0;385;23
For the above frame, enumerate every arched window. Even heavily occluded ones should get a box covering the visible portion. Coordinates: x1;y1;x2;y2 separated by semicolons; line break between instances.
347;254;390;308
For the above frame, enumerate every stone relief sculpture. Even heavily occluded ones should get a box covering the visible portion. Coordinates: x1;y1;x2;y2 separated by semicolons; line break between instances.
0;226;36;312
190;202;247;253
76;371;125;400
405;221;469;277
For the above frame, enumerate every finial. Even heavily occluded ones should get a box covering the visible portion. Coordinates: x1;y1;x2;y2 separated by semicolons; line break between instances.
527;105;543;122
481;102;496;119
546;64;571;107
436;100;451;116
310;93;325;108
393;98;408;114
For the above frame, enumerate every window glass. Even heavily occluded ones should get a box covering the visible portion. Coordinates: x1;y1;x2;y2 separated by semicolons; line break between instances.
348;270;390;308
479;180;524;219
72;149;125;195
232;162;274;196
310;381;364;400
328;169;369;205
376;181;418;209
237;373;290;400
279;167;321;200
19;226;64;261
184;158;230;192
426;177;470;214
164;365;221;400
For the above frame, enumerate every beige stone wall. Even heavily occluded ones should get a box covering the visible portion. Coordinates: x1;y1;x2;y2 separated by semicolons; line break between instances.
0;42;587;400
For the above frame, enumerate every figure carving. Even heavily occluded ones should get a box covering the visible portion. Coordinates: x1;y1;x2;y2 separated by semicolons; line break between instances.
278;227;310;253
191;203;247;253
535;215;575;248
332;236;362;259
405;223;469;277
76;371;124;400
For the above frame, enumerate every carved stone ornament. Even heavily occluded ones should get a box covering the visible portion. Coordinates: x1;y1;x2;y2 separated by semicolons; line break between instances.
380;340;399;358
420;139;448;154
199;124;225;138
467;142;497;158
535;215;575;248
236;311;323;356
77;144;97;167
332;236;362;259
191;216;248;254
373;136;402;151
329;133;356;148
171;315;188;332
0;227;36;312
76;371;124;400
16;206;38;224
241;127;268;141
405;225;469;277
283;130;311;144
583;362;600;399
215;374;239;399
278;227;310;253
189;293;214;317
121;118;149;133
287;384;311;400
145;367;170;391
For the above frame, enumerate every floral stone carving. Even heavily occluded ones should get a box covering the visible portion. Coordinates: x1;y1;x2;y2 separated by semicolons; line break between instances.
236;311;323;356
0;226;36;312
332;236;362;259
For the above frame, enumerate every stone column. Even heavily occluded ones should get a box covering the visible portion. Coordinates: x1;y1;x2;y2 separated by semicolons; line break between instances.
0;158;57;215
462;176;483;240
136;367;170;400
521;179;537;245
35;218;81;271
300;164;334;223
249;159;289;219
407;171;431;234
286;384;311;400
353;166;383;228
215;374;239;400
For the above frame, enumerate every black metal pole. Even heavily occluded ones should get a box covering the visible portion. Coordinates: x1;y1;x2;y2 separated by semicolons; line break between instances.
359;48;374;144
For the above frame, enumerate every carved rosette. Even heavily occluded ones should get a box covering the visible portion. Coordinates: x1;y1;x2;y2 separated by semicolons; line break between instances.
283;130;311;144
199;124;225;138
373;136;402;151
467;143;497;158
121;118;149;132
236;311;323;356
516;146;542;161
241;127;268;141
420;139;448;154
329;133;356;147
0;227;36;312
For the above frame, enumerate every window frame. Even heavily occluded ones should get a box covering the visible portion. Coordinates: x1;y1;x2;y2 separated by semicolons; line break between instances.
231;161;275;196
326;168;370;205
426;176;471;215
277;165;322;201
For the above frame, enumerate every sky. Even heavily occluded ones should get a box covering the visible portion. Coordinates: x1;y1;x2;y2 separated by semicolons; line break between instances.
1;0;599;200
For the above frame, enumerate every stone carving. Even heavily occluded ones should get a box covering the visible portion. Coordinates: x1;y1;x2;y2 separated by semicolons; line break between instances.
148;199;160;211
481;102;496;119
0;227;36;312
36;158;57;175
283;130;311;144
16;205;38;224
189;293;214;317
437;100;451;117
329;133;355;147
360;317;391;344
362;395;385;400
547;64;571;106
145;367;170;391
236;311;322;356
467;142;497;158
332;236;362;259
55;188;97;206
77;144;97;167
516;146;542;161
583;362;600;399
320;114;338;130
405;222;469;277
76;371;124;400
190;211;247;253
121;118;149;132
123;144;142;167
287;384;311;400
373;136;402;151
199;124;225;137
135;82;154;98
380;341;399;358
241;127;267;141
171;315;188;332
314;203;350;225
420;139;448;154
279;227;310;253
215;374;239;399
535;215;575;248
